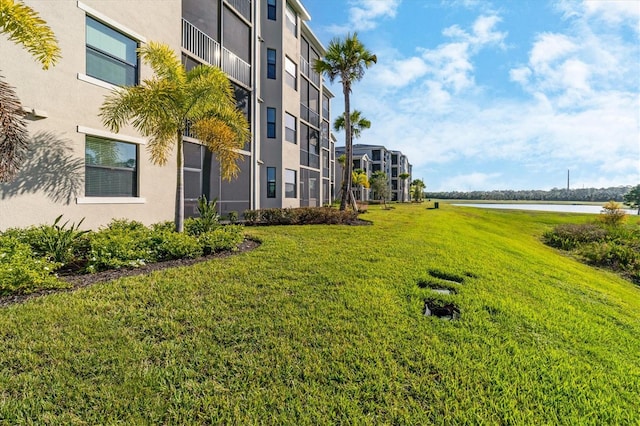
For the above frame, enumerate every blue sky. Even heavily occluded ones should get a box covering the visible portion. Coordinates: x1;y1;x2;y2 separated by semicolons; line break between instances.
302;0;640;192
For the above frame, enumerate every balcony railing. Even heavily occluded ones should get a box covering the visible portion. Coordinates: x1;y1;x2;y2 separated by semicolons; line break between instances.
226;0;251;22
300;56;321;87
182;19;251;88
222;47;251;88
300;104;320;127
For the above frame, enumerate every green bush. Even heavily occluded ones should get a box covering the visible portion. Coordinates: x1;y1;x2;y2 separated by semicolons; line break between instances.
2;216;90;268
242;207;360;226
228;211;238;224
150;230;203;261
198;225;245;255
86;222;155;273
196;195;219;232
242;209;260;224
580;241;639;271
543;223;607;250
0;237;64;295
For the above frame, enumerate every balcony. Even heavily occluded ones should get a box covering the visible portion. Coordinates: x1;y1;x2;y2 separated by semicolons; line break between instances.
300;56;320;87
226;0;251;23
300;104;320;127
182;19;251;88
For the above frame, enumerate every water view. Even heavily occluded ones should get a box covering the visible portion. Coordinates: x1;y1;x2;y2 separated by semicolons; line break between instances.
453;203;637;215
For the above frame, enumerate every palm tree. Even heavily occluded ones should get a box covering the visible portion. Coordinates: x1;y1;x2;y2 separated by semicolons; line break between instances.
314;33;376;211
100;42;250;232
0;0;60;182
399;172;410;202
352;168;369;201
334;109;371;208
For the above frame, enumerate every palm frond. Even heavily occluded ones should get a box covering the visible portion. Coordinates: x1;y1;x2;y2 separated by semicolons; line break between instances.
138;41;185;85
193;117;245;181
0;74;28;182
0;0;60;69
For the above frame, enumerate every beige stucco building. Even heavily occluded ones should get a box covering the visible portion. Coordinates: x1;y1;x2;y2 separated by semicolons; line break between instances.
0;0;334;230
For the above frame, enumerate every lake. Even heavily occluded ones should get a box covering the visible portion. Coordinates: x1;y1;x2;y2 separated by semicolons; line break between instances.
452;203;637;215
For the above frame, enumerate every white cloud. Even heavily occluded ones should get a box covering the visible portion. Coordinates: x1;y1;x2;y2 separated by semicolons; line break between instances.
440;172;503;192
326;0;401;33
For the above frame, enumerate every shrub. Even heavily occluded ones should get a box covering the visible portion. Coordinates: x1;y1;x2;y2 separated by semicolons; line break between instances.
228;211;238;224
150;230;203;261
0;237;64;295
196;195;219;232
242;207;360;226
242;209;260;224
2;216;90;268
198;225;245;255
599;201;627;227
86;221;155;273
543;223;607;250
580;241;639;272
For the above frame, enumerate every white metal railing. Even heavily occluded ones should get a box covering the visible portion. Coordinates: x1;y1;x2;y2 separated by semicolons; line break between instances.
226;0;251;22
222;47;251;88
182;19;251;88
300;56;321;87
182;19;221;67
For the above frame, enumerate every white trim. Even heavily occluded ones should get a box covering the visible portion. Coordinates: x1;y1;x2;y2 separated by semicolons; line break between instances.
77;1;147;42
76;197;146;205
77;126;147;145
77;73;118;91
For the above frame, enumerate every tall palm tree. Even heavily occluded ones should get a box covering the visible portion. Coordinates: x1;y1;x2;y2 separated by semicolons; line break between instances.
314;33;376;211
100;42;250;232
0;0;60;182
334;109;371;208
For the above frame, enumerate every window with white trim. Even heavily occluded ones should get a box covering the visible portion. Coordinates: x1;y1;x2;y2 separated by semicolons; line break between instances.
85;136;138;197
285;56;297;90
285;169;296;198
285;3;297;36
86;16;138;86
285;112;296;144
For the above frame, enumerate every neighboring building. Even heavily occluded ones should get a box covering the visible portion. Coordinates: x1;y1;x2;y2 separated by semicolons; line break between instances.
0;0;333;230
335;144;412;202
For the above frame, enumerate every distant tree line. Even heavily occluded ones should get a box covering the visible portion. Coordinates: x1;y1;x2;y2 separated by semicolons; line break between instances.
425;186;634;202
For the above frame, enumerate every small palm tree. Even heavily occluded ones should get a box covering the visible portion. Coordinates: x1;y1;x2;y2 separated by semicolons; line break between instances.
399;172;410;202
334;109;371;208
0;0;60;182
314;33;376;211
352;168;369;201
100;42;250;232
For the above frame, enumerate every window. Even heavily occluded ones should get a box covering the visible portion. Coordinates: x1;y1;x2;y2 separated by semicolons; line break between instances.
285;57;297;89
392;167;398;178
267;0;276;20
86;16;138;86
285;3;297;36
285;112;296;143
392;154;398;165
372;163;381;172
285;169;296;198
267;167;276;198
85;136;137;197
184;142;203;201
267;107;276;138
372;150;381;161
267;49;276;79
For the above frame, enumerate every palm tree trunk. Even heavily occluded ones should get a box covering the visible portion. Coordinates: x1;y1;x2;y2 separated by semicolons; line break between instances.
340;85;352;211
175;132;185;232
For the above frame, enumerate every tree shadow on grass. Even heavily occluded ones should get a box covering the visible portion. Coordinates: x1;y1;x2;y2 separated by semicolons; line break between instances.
1;131;83;204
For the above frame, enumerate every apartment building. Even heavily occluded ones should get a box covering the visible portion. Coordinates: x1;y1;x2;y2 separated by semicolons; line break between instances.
259;1;334;208
0;0;333;230
335;144;412;202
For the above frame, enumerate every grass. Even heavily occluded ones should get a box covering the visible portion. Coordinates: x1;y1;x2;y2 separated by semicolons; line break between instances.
1;204;639;424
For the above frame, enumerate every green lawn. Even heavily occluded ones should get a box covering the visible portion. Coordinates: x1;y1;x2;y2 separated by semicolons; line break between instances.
1;204;638;424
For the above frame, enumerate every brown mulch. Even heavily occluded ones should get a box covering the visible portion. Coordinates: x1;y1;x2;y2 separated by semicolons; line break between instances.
0;239;260;309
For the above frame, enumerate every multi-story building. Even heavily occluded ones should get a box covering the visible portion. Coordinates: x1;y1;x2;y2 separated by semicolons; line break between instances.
0;0;333;230
335;144;412;202
259;1;334;209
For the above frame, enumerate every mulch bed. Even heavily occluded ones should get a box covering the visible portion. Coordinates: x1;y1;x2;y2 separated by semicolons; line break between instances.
0;239;260;309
